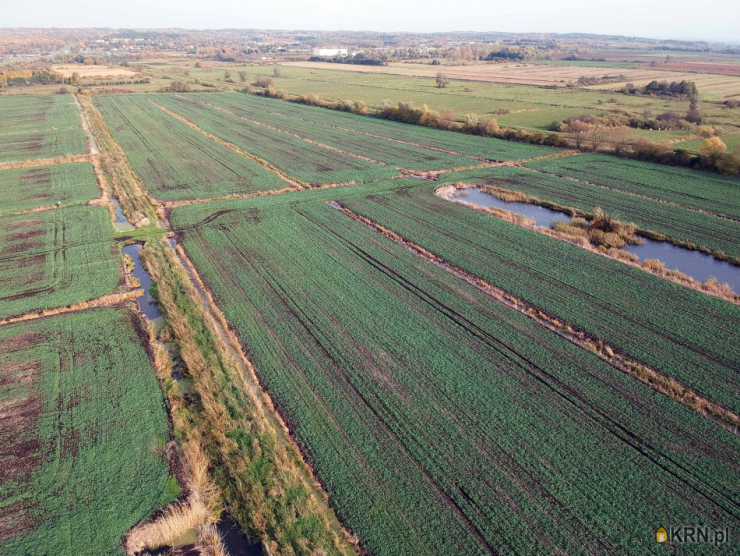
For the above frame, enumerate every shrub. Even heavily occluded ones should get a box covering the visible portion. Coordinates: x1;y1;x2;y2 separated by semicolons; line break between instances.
484;119;500;136
252;76;274;88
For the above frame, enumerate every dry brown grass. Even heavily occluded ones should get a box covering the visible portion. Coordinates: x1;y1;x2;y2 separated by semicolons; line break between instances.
162;186;298;209
0;153;91;172
0;290;143;327
125;498;211;554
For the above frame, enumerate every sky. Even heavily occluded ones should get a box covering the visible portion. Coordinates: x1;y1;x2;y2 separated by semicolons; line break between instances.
1;0;738;44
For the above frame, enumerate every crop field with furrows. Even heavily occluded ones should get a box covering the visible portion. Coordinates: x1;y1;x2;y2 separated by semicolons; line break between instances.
93;95;289;201
0;163;100;216
171;191;740;556
318;179;740;414
150;94;400;184
0;127;89;164
442;166;740;259
0;205;120;319
198;92;561;161
525;154;740;220
0;307;176;556
0;94;81;135
183;97;474;171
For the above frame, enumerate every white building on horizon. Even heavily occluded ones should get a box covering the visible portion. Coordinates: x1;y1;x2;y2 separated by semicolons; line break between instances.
313;48;348;57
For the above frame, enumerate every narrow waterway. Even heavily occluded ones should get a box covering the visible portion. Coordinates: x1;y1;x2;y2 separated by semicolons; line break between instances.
122;243;162;324
446;187;740;293
111;198;135;231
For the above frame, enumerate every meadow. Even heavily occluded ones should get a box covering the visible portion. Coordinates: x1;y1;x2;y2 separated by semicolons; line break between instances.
171;186;740;556
0;307;176;556
0;205;120;320
93;94;290;201
284;60;740;99
156;63;735;131
441;166;740;260
0;162;100;216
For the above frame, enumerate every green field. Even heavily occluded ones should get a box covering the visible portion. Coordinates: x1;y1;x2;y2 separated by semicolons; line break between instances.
442;165;740;259
149;94;400;184
675;132;740;154
184;95;476;170
526;154;740;220
0;307;176;555
0;95;89;163
0;163;100;216
0;95;82;135
193;92;559;161
171;186;740;556
94;94;291;201
282;178;740;415
235;66;737;130
0;205;120;319
0;128;89;164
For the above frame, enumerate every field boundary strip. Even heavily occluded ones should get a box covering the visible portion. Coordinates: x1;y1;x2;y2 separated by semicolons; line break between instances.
0;290;143;327
0;153;92;172
437;184;740;305
329;201;740;433
147;99;308;190
400;150;580;180
519;165;740;224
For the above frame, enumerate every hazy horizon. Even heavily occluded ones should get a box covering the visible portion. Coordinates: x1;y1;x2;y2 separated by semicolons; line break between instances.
1;0;738;45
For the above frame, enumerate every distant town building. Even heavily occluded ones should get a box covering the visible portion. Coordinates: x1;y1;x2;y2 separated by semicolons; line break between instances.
313;48;348;57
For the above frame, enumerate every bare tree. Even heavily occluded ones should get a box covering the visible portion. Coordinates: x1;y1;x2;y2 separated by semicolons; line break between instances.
606;127;631;155
273;66;282;77
238;71;248;82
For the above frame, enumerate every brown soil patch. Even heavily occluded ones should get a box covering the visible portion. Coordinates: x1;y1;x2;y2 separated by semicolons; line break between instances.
0;333;42;355
0;356;42;542
1;255;45;271
7;218;42;229
0;242;44;255
7;230;45;242
0;499;34;542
